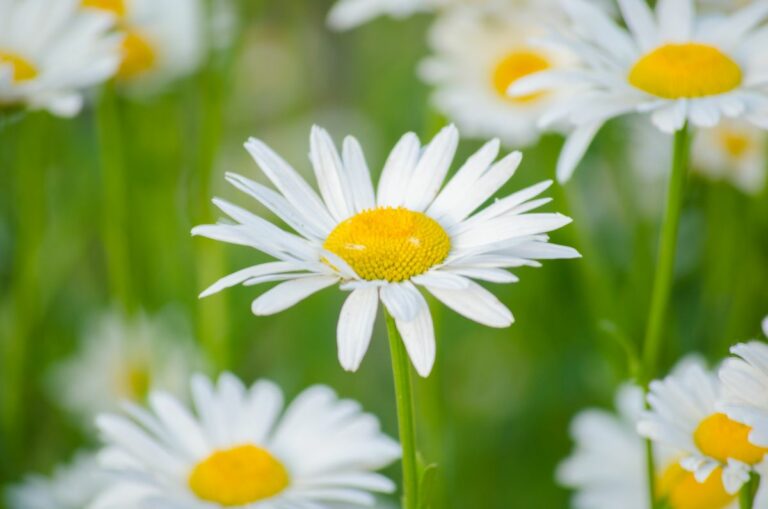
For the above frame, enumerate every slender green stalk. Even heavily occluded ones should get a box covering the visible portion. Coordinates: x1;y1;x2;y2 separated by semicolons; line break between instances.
739;472;760;509
385;311;420;509
97;84;136;315
641;124;691;509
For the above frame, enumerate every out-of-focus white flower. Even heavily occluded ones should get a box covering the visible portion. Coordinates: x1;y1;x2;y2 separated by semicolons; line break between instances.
419;3;574;147
193;125;579;377
5;453;109;509
559;380;747;509
94;373;400;508
639;356;768;495
692;120;766;194
83;0;204;91
512;0;768;182
0;0;121;117
49;309;204;425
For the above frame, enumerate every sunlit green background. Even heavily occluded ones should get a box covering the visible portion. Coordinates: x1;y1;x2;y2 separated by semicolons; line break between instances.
2;1;768;507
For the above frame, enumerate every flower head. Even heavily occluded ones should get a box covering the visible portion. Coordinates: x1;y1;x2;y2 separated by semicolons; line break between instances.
511;0;768;182
639;356;768;494
419;2;575;147
193;125;579;376
94;373;400;508
559;381;747;509
83;0;204;91
49;309;203;425
0;0;121;117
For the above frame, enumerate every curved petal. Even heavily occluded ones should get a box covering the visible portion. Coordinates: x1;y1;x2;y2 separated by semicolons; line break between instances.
337;287;379;372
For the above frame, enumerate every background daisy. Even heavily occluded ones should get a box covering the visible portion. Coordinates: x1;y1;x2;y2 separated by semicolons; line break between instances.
639;356;768;494
194;125;578;376
419;1;574;147
0;0;121;116
94;373;400;508
511;0;768;181
48;309;203;425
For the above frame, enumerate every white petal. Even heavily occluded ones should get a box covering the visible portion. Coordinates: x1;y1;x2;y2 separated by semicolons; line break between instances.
251;276;338;315
342;136;376;213
310;125;355;221
403;125;459;211
380;281;424;322
395;297;435;377
619;0;659;51
199;261;305;298
377;132;420;207
557;122;603;182
656;0;693;42
426;280;513;328
337;287;379;372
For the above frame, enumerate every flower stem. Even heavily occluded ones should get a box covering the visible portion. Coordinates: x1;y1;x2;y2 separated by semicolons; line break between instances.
739;472;760;509
385;311;420;509
641;123;691;509
97;83;136;315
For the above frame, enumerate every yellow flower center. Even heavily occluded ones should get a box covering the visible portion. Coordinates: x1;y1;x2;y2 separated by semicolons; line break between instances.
694;413;768;465
0;52;38;83
81;0;126;17
628;43;742;99
719;130;751;158
323;207;451;282
657;463;735;509
118;30;156;80
492;50;550;102
188;445;290;506
118;364;150;400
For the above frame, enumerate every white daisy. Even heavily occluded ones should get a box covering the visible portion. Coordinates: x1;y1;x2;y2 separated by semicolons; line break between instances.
692;119;766;194
0;0;121;117
510;0;768;182
82;0;204;91
638;356;768;494
94;372;400;509
193;125;579;377
559;381;743;509
5;453;109;509
718;318;768;449
419;2;574;147
49;309;204;425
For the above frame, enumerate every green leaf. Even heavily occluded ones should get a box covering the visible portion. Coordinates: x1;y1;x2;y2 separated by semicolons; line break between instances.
418;463;439;509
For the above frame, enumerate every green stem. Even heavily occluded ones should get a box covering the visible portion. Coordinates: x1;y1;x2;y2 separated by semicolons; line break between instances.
739;472;760;509
385;311;420;509
97;84;136;315
641;124;691;509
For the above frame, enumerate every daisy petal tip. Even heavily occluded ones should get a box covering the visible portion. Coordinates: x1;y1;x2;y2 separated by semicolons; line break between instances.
762;316;768;337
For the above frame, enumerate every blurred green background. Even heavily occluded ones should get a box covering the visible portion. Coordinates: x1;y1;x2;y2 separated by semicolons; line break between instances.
2;1;768;507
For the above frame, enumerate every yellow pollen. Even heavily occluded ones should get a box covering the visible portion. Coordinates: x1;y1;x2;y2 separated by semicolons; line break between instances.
628;43;742;99
118;30;156;80
492;50;550;102
81;0;126;17
188;445;290;506
323;207;451;282
657;463;735;509
0;52;38;83
694;413;768;465
719;130;751;158
118;364;150;400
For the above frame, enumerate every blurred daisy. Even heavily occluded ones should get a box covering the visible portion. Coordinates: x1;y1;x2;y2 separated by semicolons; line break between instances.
327;0;434;30
692;119;766;194
49;309;203;424
719;318;768;449
193;125;578;376
511;0;768;182
558;382;740;509
639;357;768;494
5;453;108;509
0;0;120;117
419;2;574;147
94;373;400;508
82;0;204;90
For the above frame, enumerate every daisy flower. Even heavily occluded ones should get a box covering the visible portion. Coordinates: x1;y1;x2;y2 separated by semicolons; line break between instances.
419;2;574;147
94;373;400;508
718;318;768;449
559;380;743;509
82;0;204;90
327;0;435;30
0;0;121;117
638;356;768;494
692;119;766;194
5;453;109;509
510;0;768;182
193;125;578;377
49;309;203;424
